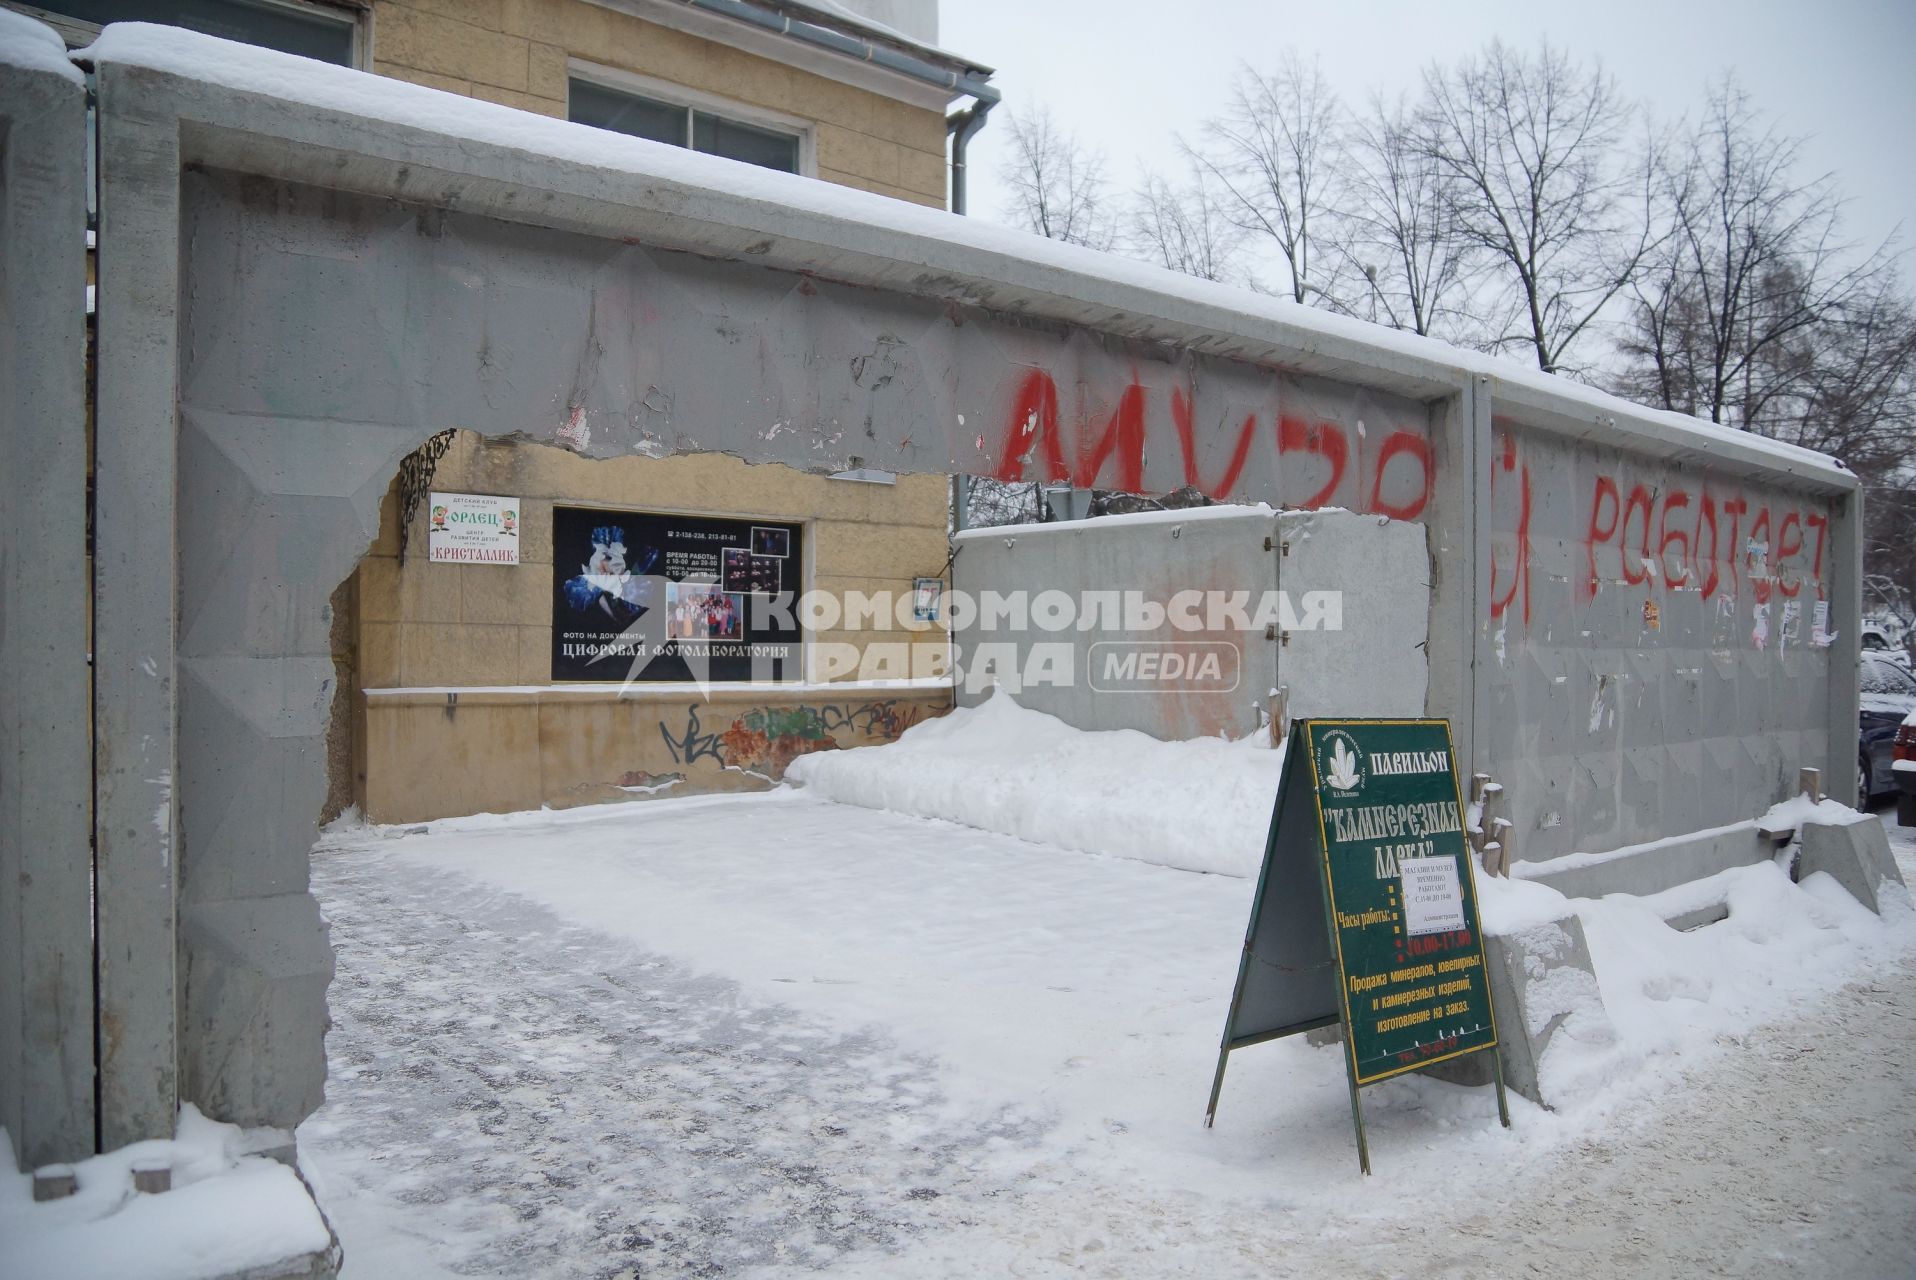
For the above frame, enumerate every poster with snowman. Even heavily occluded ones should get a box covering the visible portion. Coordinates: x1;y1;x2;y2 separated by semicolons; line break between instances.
550;505;803;683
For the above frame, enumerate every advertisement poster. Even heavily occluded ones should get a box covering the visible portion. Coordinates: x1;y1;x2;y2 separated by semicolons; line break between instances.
550;506;803;683
428;492;520;564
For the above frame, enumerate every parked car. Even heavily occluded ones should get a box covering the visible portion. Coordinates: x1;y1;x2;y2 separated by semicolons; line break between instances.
1860;652;1916;807
1895;708;1916;826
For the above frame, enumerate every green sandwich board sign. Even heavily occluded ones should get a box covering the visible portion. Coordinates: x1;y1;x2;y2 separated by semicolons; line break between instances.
1205;718;1509;1173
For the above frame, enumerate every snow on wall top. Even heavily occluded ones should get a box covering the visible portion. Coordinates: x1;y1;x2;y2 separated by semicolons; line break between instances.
952;502;1281;542
0;11;84;85
77;22;1846;485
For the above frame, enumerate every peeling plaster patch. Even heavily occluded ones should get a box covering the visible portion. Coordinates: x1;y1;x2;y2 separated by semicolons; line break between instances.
148;769;173;862
1588;676;1614;735
555;406;590;452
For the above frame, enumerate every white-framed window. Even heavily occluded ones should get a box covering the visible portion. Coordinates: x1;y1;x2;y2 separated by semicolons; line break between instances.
4;0;361;66
567;60;813;177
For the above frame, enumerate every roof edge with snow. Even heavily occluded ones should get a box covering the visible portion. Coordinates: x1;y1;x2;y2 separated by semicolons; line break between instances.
73;22;1853;494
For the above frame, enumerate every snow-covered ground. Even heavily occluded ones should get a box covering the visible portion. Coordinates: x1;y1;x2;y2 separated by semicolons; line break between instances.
295;698;1916;1277
0;1106;335;1280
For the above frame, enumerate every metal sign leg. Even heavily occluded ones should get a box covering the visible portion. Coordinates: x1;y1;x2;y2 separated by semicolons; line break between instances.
1204;1044;1231;1128
1347;1073;1372;1176
1490;1047;1512;1129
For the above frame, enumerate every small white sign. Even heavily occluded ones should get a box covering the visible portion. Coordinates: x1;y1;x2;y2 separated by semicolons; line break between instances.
428;492;520;564
1399;855;1466;937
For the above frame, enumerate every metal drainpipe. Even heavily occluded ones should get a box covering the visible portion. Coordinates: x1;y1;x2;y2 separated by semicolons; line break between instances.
945;96;994;215
945;95;991;530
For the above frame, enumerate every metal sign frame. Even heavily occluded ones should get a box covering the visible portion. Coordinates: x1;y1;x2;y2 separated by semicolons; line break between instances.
1206;718;1510;1174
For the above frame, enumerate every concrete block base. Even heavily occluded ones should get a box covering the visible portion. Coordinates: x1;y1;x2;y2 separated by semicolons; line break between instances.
210;1240;340;1280
1514;821;1773;902
1420;912;1615;1109
178;895;335;1130
1799;814;1909;915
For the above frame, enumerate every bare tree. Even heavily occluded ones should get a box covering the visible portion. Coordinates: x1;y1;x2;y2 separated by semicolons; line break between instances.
1191;52;1347;305
997;106;1117;250
1127;164;1246;283
1417;40;1656;373
1334;92;1478;338
1761;273;1916;461
1617;77;1903;426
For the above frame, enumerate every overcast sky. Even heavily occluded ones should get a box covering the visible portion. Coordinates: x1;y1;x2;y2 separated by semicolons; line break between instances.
939;0;1914;269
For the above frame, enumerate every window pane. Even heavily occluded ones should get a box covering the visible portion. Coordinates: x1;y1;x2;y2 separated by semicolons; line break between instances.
37;0;354;64
691;111;799;173
568;81;686;147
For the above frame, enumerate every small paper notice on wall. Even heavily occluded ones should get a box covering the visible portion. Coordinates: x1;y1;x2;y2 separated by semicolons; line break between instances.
1399;855;1466;937
1779;600;1801;651
1752;602;1770;651
1812;600;1837;648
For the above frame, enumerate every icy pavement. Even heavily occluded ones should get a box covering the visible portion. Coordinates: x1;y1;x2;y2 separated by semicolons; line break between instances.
300;819;1039;1278
302;795;1916;1277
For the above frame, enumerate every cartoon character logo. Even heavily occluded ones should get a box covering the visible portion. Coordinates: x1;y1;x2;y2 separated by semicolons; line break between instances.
430;505;449;531
501;509;517;536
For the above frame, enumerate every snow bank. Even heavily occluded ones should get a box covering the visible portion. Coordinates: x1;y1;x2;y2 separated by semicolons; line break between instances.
788;701;1914;1119
1761;793;1875;829
785;687;1283;877
0;1105;333;1280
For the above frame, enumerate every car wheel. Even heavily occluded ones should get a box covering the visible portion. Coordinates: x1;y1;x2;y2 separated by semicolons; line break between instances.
1858;753;1872;808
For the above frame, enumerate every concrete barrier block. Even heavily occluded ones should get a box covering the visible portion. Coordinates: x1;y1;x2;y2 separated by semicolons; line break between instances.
1422;912;1615;1109
1798;814;1908;915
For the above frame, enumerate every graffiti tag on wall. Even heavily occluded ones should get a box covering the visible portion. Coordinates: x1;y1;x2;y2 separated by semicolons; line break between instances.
659;699;945;776
990;370;1434;519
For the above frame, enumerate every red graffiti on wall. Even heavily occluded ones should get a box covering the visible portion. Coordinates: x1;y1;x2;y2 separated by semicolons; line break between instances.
995;370;1147;493
1489;432;1532;626
999;371;1433;519
1488;430;1832;627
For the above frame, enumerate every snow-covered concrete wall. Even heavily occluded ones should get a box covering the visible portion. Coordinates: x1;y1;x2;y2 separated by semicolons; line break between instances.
55;22;1860;1152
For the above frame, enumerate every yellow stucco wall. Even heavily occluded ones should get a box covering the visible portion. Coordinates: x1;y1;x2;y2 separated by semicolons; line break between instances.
349;436;954;822
367;0;950;207
330;4;960;822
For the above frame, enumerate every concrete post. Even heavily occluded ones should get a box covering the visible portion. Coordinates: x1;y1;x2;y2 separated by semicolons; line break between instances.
92;59;187;1148
0;16;94;1167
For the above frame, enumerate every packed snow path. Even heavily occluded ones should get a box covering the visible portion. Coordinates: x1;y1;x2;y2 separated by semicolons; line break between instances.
300;839;1036;1278
302;795;1916;1277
